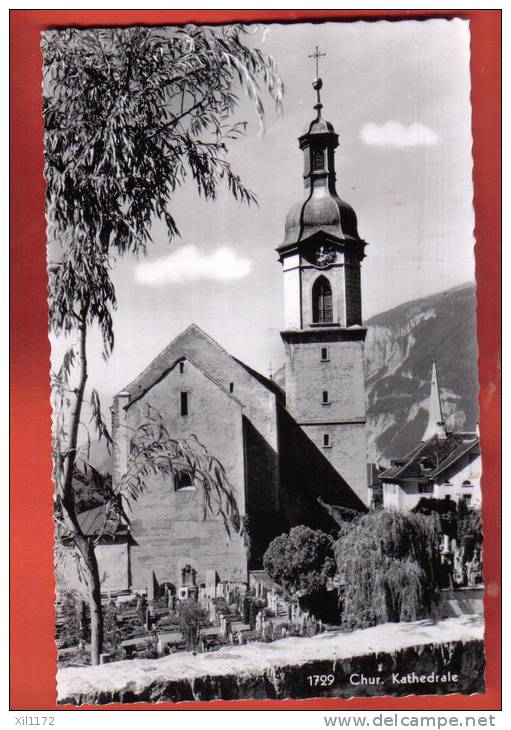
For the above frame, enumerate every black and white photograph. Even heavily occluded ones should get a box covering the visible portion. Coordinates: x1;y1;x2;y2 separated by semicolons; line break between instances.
44;19;484;705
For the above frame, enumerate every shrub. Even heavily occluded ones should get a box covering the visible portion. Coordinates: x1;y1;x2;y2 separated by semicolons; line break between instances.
334;510;442;630
242;596;251;625
263;525;335;597
56;591;83;649
177;600;209;651
412;496;458;538
456;500;482;563
103;600;122;651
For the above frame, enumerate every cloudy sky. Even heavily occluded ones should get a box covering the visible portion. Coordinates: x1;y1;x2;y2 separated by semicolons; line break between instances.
51;19;474;408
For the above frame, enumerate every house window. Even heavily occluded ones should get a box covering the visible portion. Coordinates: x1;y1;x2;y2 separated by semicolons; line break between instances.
229;382;234;393
311;148;325;172
312;276;333;324
462;494;472;506
469;458;480;477
322;390;329;404
179;362;184;374
180;391;188;416
175;472;194;491
323;434;330;448
462;480;473;488
321;347;329;361
418;483;433;494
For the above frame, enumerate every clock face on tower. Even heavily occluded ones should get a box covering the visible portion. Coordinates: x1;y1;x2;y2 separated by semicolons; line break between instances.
309;244;336;268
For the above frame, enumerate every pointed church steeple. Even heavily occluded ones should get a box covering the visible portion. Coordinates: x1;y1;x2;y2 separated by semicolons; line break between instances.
422;361;447;441
277;55;370;505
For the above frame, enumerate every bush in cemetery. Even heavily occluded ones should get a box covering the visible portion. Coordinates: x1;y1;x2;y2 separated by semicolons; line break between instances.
177;600;209;651
334;509;442;630
57;591;83;649
263;525;335;597
242;596;251;625
456;499;482;564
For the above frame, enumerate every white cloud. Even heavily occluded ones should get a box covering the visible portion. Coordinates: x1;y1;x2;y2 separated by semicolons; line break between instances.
134;245;252;286
360;121;439;148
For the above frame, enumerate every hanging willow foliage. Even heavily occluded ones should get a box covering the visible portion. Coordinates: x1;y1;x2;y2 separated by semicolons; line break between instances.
42;25;283;256
334;510;442;630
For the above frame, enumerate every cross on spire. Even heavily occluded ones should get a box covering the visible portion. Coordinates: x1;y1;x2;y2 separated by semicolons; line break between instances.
308;46;326;116
308;45;326;79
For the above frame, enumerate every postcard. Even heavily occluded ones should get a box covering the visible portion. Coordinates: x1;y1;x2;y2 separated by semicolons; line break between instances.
36;17;490;706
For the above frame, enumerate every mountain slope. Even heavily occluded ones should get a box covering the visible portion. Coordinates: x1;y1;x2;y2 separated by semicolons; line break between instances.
364;282;478;464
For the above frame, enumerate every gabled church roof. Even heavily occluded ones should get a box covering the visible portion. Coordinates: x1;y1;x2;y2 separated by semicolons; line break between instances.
231;356;284;399
116;323;284;406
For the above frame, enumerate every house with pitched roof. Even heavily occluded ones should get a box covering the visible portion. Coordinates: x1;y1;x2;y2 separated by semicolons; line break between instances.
378;363;481;512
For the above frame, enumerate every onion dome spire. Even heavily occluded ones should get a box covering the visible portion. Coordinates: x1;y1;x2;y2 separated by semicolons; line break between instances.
280;47;362;245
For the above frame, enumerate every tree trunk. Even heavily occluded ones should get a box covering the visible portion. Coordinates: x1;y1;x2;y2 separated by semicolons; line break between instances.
85;538;104;665
61;313;89;529
58;309;105;665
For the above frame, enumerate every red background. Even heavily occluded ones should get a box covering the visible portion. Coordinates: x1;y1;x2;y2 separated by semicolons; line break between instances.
10;9;501;711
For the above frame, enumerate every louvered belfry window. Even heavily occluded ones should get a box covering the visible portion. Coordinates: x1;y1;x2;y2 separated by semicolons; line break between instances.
311;147;325;171
312;276;333;323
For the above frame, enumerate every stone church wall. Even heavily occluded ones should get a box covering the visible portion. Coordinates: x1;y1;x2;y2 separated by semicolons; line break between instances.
285;338;365;423
283;335;368;505
116;358;247;592
277;405;367;533
174;328;282;514
303;421;368;507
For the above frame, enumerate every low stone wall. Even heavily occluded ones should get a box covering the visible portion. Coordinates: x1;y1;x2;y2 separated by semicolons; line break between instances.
58;616;484;706
61;640;484;705
435;587;484;619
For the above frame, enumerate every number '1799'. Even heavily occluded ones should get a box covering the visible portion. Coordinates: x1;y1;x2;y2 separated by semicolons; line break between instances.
306;674;334;686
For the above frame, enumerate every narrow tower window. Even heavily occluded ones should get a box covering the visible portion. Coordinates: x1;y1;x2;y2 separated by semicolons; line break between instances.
179;361;184;374
311;147;325;172
322;390;329;404
180;391;188;416
323;434;330;447
229;382;234;393
312;276;333;324
321;347;329;361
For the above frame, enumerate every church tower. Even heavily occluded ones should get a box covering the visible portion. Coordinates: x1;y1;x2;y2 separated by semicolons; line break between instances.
277;62;369;505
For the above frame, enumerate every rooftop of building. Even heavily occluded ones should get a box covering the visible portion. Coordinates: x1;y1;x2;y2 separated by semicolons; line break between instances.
116;323;285;407
76;503;128;538
379;431;479;482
